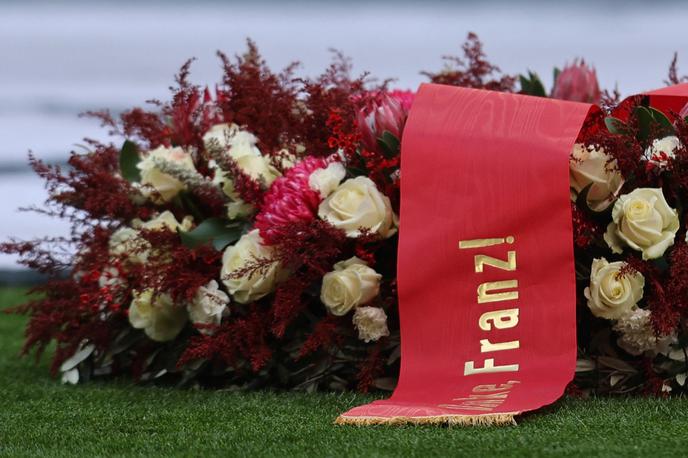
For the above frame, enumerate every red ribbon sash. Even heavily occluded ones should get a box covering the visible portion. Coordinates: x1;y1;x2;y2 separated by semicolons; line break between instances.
338;83;593;425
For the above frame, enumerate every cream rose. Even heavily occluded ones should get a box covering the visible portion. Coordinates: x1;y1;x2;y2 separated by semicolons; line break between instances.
221;229;283;304
137;146;196;202
352;306;390;343
318;176;397;238
604;188;679;260
643;136;682;169
203;123;260;160
188;280;229;333
584;258;644;320
138;210;193;232
320;257;382;316
570;143;624;211
309;162;346;198
128;289;187;342
109;212;193;264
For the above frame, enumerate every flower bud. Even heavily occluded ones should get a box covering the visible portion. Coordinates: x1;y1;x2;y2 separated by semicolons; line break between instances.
552;60;601;104
356;93;408;152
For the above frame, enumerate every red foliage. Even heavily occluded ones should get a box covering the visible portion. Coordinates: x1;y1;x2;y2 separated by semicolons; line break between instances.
422;33;516;92
356;342;385;392
297;315;346;359
217;40;301;155
136;229;222;303
177;307;271;372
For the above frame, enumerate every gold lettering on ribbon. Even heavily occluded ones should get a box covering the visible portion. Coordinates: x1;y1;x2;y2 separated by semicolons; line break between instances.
474;251;516;273
459;235;521;378
477;280;518;303
463;358;520;375
438;381;520;412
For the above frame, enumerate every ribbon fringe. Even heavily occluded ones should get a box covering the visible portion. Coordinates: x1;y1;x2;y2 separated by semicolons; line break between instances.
334;413;518;427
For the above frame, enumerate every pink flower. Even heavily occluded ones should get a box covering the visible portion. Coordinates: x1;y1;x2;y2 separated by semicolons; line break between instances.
356;92;410;153
254;157;329;244
389;90;415;112
552;60;601;104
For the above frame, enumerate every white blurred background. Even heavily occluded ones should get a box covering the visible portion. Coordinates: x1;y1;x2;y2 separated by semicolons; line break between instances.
1;0;687;272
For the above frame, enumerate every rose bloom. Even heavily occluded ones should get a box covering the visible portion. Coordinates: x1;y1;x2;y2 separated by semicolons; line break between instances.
221;229;283;304
569;143;624;211
352;306;390;343
137;146;196;202
585;258;644;320
318;176;397;238
128;289;188;342
308;162;346;199
604;188;679;260
109;211;193;264
187;280;229;334
320;257;382;316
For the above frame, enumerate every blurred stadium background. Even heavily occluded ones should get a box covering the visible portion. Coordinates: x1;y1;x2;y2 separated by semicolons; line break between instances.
1;0;687;280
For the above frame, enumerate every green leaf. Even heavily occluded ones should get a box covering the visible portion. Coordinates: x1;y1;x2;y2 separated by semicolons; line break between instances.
553;67;561;84
604;116;630;135
376;131;400;158
634;106;674;141
519;71;546;97
179;218;244;250
119;140;141;182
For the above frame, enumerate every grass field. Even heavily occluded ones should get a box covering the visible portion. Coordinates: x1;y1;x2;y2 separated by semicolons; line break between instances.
2;288;688;457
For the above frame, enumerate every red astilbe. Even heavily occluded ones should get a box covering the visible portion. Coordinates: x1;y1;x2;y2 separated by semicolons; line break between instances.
119;108;170;149
217;40;301;155
621;257;679;336
422;32;516;92
356;341;385;392
668;243;688;313
135;229;222;303
28;142;142;223
297;315;347;359
571;203;603;248
298;52;370;158
666;52;688;86
6;227;124;375
261;219;347;337
177;306;271;372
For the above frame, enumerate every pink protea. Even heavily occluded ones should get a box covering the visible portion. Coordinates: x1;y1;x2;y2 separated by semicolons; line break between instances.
389;89;415;112
254;156;329;244
356;92;409;153
552;59;601;104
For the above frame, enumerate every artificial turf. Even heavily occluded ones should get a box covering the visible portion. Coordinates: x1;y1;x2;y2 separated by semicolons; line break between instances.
1;287;688;457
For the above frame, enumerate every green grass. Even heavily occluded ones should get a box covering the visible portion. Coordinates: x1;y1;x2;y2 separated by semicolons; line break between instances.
1;288;688;457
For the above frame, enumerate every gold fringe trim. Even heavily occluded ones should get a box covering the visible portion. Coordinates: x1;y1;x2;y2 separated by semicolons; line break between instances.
334;413;518;427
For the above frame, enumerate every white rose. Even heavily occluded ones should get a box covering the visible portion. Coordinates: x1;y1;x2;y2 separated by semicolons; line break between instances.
604;188;679;260
235;154;281;185
138;210;193;232
309;162;346;198
188;280;229;333
109;212;192;264
128;289;187;342
584;258;644;320
320;257;382;316
109;226;148;263
352;306;390;343
643;136;682;169
570;143;624;211
221;229;283;304
203;123;261;160
137;146;196;202
318;176;397;238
